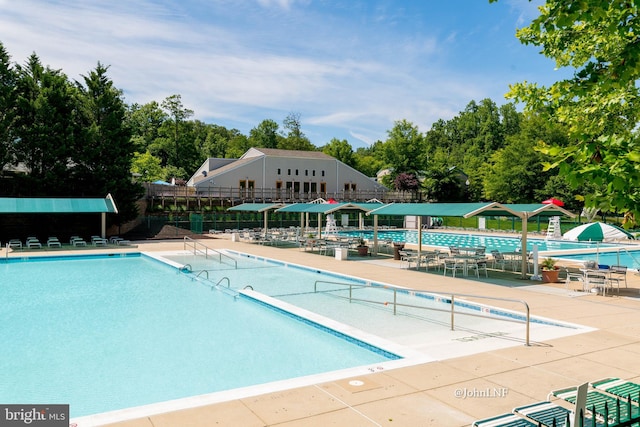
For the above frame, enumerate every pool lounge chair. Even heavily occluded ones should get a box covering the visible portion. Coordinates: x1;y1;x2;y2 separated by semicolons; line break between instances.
8;239;22;249
513;401;588;427
47;237;61;248
551;385;638;422
592;378;640;403
26;237;42;249
70;236;87;247
91;236;108;246
472;412;536;426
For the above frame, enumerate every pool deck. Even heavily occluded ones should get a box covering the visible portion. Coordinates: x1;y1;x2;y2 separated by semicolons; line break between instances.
10;235;640;426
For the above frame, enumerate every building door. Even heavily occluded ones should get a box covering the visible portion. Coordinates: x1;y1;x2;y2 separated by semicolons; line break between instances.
276;181;283;200
247;180;255;198
286;181;293;200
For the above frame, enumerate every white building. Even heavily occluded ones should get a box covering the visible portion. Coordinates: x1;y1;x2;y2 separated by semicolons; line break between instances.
188;148;387;200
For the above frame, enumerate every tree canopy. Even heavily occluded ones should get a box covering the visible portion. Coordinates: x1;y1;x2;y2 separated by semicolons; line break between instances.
499;0;640;224
1;35;612;221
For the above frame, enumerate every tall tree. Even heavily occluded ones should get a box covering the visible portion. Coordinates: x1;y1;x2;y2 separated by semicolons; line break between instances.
13;54;79;195
501;0;640;220
75;62;142;223
279;112;315;151
127;101;166;153
161;94;193;170
322;138;355;167
0;42;16;176
382;119;425;180
249;119;281;149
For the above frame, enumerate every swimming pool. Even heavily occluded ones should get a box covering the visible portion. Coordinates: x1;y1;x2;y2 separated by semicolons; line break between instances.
338;229;615;252
0;254;395;419
558;249;640;269
1;251;594;425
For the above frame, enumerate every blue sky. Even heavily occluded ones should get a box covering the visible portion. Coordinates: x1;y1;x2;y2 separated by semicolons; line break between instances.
0;0;567;149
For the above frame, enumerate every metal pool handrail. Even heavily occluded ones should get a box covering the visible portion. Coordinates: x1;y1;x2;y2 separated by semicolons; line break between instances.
313;280;531;346
183;236;237;269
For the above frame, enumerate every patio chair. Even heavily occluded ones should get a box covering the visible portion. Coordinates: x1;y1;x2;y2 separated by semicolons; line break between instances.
443;258;465;277
585;270;610;295
563;267;586;291
490;250;508;271
399;250;419;269
423;251;441;271
608;265;628;288
472;412;536;427
46;237;61;248
475;257;489;278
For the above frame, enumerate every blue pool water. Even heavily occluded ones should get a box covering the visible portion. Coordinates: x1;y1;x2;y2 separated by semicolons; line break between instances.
0;254;394;418
338;230;614;252
559;250;640;270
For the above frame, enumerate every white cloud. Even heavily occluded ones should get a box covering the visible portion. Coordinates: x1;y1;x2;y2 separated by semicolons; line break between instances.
0;0;542;148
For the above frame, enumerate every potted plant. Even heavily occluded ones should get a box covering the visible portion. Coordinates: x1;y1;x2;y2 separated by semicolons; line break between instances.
540;257;560;283
356;238;369;256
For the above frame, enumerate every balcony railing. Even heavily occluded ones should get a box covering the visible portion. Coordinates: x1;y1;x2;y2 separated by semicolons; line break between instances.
144;183;422;204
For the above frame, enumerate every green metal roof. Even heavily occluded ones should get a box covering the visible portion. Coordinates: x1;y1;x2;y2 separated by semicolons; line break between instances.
275;202;384;214
367;202;575;218
227;203;284;213
0;196;118;214
368;202;496;217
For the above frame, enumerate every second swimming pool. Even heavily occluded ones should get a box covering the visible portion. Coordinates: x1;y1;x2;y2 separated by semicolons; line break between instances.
338;229;616;252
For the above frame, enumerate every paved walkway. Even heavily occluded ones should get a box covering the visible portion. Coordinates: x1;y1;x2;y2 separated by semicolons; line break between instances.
15;237;640;427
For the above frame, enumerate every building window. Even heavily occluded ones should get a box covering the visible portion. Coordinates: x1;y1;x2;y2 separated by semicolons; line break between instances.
288;169;291;175
312;170;315;176
277;168;281;175
321;170;325;177
295;169;299;176
305;169;308;176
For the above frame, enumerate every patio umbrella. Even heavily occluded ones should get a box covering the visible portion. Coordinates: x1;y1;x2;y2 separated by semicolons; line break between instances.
562;221;634;242
542;198;564;206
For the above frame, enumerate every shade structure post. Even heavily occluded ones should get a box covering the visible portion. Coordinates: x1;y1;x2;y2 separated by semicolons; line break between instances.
417;216;422;269
317;213;322;238
101;213;106;238
521;213;528;279
263;211;268;237
373;215;379;255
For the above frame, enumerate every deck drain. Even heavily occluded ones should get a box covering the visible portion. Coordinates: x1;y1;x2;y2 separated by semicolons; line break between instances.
349;380;365;387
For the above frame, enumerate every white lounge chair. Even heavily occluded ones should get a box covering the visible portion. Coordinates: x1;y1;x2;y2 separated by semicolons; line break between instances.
8;239;22;249
47;237;61;248
91;236;108;246
26;237;42;249
70;236;87;247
